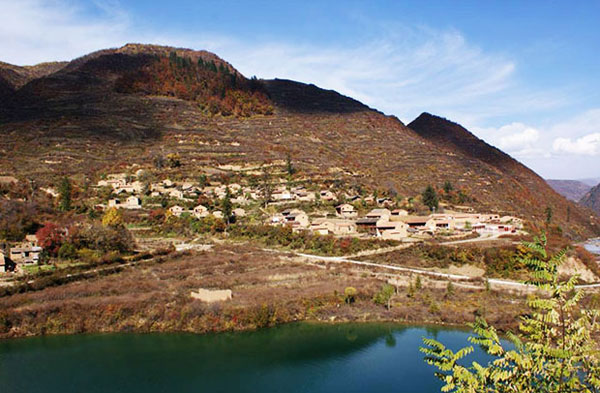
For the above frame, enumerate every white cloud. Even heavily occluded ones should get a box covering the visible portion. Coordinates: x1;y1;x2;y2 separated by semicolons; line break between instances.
495;123;540;151
0;0;132;65
553;133;600;155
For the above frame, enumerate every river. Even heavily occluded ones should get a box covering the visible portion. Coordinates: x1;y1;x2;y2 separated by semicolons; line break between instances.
584;238;600;255
0;323;496;393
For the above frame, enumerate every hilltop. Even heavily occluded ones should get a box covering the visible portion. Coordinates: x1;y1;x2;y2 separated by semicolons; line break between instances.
0;43;598;239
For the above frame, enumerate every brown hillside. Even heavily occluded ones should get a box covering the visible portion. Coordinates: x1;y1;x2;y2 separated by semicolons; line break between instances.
0;44;598;239
408;113;599;238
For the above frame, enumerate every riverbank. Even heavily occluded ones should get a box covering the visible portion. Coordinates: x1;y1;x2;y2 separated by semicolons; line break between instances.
0;243;527;339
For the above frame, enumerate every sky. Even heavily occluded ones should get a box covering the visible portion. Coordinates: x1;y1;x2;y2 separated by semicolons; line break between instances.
1;0;599;180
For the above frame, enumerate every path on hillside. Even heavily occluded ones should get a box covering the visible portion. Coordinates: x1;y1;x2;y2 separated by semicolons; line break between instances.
295;251;600;291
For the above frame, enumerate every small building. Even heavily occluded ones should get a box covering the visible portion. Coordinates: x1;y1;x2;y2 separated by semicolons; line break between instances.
376;220;409;240
10;245;42;265
311;218;356;236
335;203;357;218
397;216;437;232
125;196;142;209
319;190;336;201
169;205;185;217
366;208;392;221
193;204;210;219
233;208;246;217
391;209;408;217
282;209;310;228
213;210;224;219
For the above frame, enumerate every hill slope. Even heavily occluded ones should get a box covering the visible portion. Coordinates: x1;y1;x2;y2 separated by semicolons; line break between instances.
408;113;599;237
580;183;600;214
0;44;598;239
546;179;592;202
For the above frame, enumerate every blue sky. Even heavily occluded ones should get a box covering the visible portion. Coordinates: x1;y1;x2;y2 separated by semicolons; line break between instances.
1;0;599;179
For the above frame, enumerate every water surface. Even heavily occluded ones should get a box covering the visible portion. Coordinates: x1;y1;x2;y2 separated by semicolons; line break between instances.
0;323;495;393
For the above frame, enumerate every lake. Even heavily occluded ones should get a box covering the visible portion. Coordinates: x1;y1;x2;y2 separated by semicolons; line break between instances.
0;323;496;393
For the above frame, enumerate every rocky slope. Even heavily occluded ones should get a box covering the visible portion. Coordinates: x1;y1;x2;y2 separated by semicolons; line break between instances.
0;43;598;238
580;183;600;215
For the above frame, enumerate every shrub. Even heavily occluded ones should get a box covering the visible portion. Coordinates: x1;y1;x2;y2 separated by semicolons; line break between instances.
344;287;357;304
57;242;77;260
373;284;395;309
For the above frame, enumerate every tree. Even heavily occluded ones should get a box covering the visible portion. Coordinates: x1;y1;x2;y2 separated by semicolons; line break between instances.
421;233;600;392
443;181;454;194
545;206;553;225
344;287;357;304
35;222;64;257
373;283;395;310
422;185;439;212
58;177;72;211
286;153;296;177
102;207;123;227
221;187;233;226
260;165;273;208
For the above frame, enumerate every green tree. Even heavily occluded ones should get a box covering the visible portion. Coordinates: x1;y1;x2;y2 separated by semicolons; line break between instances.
421;233;600;392
443;181;454;194
344;287;357;304
422;185;439;212
58;177;72;211
286;153;296;177
260;165;273;208
545;206;553;225
373;283;395;310
221;187;233;226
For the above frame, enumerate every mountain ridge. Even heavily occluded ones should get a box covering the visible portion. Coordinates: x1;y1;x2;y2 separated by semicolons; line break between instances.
0;43;598;239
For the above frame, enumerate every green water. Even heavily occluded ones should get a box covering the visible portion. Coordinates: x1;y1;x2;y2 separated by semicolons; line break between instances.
0;323;493;393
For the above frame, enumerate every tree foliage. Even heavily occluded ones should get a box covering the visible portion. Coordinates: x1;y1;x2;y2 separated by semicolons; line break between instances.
422;185;439;212
421;233;600;392
102;207;123;227
58;177;72;211
35;222;64;257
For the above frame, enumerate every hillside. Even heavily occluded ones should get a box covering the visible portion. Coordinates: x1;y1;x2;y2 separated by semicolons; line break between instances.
407;113;599;237
546;179;591;201
580;183;600;214
0;43;598;239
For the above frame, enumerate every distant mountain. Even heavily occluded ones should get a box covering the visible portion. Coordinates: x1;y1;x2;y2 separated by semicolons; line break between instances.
546;179;592;201
0;43;598;239
578;177;600;187
580;183;600;214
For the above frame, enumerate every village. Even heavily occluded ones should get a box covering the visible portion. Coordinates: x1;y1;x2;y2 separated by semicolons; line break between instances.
0;162;524;275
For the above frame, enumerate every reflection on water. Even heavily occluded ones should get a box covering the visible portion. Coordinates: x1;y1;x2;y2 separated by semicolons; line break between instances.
0;323;492;393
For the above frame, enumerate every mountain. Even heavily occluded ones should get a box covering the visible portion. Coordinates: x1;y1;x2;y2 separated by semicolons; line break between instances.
0;43;598;239
407;113;599;237
546;179;592;202
580;183;600;214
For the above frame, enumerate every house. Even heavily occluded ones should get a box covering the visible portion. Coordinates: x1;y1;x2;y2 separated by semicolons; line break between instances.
213;210;224;219
169;205;185;217
319;190;336;201
125;196;142;209
272;189;294;201
9;245;42;265
296;191;316;202
335;203;357;218
355;217;380;234
193;204;210;219
310;218;356;236
397;215;437;232
281;209;310;228
168;189;185;200
233;208;246;217
376;220;409;240
0;250;15;272
366;208;392;221
391;209;408;217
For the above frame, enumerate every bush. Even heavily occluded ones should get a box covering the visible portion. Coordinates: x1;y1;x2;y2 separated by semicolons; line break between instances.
344;287;357;304
57;242;77;260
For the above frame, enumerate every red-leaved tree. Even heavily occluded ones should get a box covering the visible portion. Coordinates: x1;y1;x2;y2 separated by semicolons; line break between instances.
35;222;64;257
